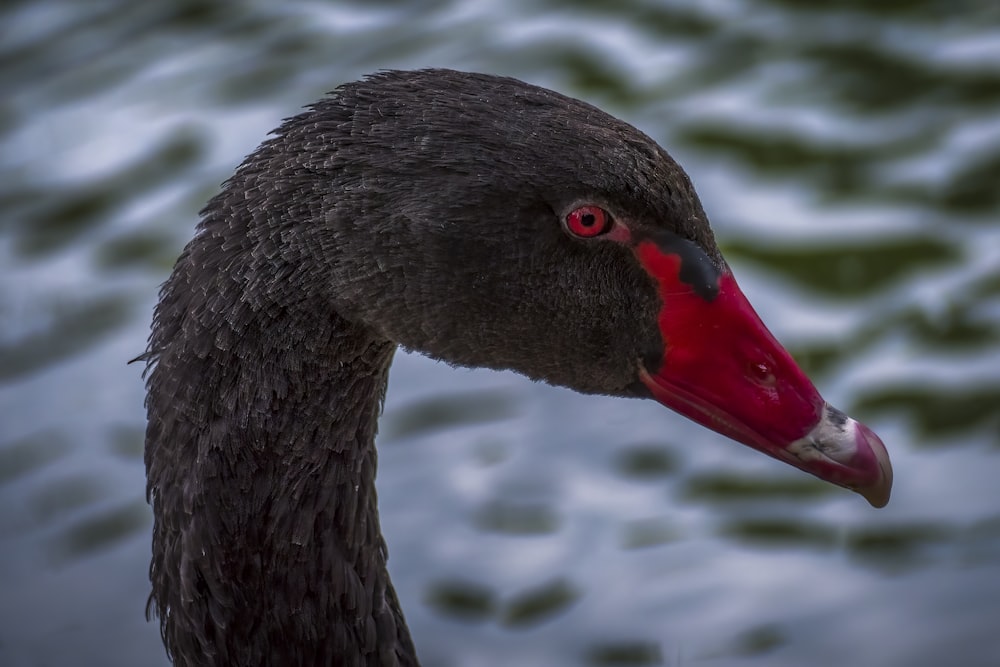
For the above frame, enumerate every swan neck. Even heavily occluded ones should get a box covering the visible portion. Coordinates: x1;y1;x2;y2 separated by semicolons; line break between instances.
144;298;417;665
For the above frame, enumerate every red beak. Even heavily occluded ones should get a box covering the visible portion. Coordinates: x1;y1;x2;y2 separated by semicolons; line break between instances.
636;240;892;507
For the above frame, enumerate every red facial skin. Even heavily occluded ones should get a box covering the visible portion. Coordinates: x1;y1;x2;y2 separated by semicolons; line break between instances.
635;241;823;450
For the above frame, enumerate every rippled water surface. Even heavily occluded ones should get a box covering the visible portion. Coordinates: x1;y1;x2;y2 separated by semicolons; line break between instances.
2;1;999;665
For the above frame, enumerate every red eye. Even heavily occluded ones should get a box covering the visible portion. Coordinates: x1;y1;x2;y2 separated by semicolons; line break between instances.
564;205;612;238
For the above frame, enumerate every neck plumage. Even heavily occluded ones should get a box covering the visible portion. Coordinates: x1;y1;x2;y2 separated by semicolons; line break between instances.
143;242;418;665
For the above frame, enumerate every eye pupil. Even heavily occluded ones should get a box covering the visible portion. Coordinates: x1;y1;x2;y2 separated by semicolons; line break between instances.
581;214;595;226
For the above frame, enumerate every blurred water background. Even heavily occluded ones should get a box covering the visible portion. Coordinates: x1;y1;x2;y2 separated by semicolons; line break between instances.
2;1;999;665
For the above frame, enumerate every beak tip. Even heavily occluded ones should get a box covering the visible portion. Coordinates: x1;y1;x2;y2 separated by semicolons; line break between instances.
860;484;891;509
853;420;893;508
787;406;894;508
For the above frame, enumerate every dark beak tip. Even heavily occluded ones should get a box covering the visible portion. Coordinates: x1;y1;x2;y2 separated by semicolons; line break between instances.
854;420;893;508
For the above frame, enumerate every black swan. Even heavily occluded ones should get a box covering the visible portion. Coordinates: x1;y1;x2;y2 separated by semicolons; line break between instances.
140;69;892;666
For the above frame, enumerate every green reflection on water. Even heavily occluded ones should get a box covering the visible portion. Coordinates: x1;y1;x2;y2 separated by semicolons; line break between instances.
585;640;664;666
30;474;108;523
620;517;680;550
723;236;960;298
845;522;955;573
381;388;520;442
475;499;561;536
48;500;150;563
678;122;933;191
683;471;835;503
719;517;838;551
0;432;71;486
96;230;180;272
10;129;205;258
0;294;133;383
501;578;580;628
800;42;1000;113
725;624;786;658
425;579;497;623
852;384;1000;443
614;443;679;480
